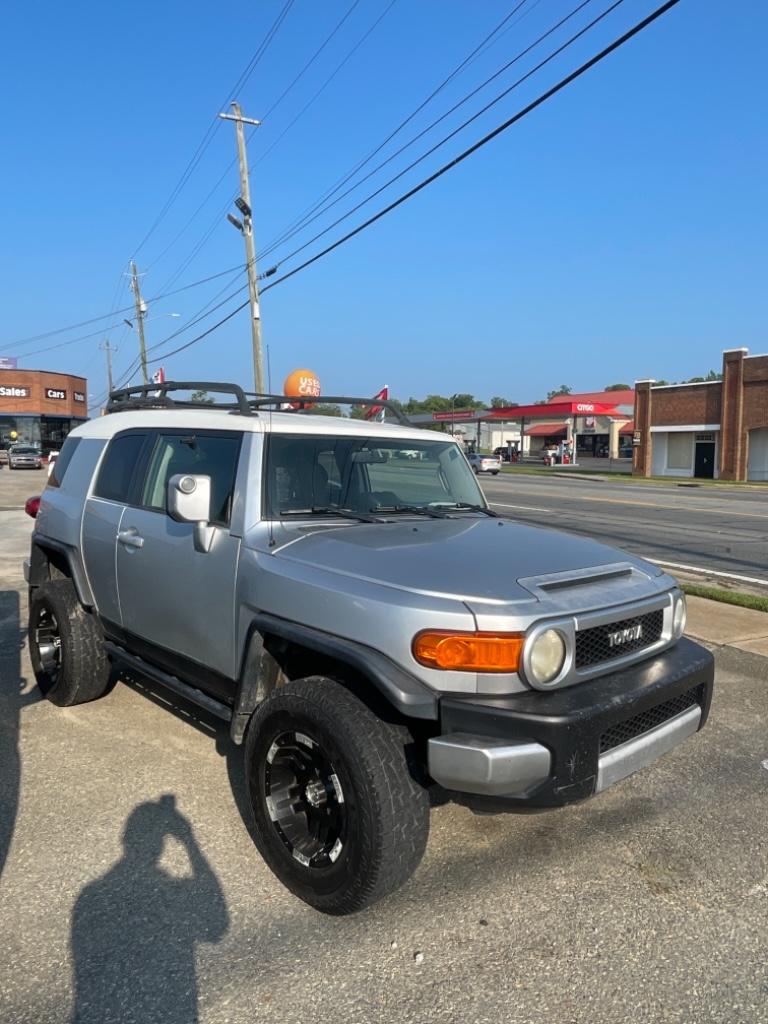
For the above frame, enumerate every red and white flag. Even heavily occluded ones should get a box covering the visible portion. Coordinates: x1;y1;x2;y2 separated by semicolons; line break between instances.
364;385;389;421
152;367;166;385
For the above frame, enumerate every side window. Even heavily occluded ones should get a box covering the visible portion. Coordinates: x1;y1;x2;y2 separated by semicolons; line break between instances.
141;433;241;527
47;436;81;489
94;434;147;503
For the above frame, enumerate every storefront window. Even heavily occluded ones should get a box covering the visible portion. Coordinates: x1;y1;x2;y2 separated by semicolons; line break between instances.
0;416;41;448
667;432;693;469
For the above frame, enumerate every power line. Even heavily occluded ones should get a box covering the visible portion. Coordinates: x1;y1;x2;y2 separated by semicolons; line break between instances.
261;0;623;274
8;264;246;350
128;0;681;371
151;0;399;296
130;0;296;260
258;0;681;292
260;0;595;261
262;0;535;256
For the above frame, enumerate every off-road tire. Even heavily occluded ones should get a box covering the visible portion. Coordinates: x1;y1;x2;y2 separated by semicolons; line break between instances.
244;676;429;914
29;580;111;706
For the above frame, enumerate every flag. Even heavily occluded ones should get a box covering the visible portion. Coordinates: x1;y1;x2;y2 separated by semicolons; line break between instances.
364;385;389;421
149;367;166;398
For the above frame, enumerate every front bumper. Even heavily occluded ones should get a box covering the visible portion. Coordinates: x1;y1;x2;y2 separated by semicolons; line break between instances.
427;637;714;808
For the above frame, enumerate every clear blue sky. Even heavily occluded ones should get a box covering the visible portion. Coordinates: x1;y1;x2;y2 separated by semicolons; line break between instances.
2;0;766;409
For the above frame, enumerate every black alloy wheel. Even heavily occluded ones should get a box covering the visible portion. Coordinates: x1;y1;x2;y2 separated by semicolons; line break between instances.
245;676;430;915
264;730;347;869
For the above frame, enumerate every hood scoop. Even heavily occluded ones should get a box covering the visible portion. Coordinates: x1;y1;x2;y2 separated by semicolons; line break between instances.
517;562;657;613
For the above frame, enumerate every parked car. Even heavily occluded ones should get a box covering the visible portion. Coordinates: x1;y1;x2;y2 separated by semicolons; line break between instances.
8;444;43;470
24;381;714;914
468;452;501;475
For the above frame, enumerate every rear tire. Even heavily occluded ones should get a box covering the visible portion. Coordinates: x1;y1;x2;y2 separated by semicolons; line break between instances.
29;580;111;706
244;676;429;914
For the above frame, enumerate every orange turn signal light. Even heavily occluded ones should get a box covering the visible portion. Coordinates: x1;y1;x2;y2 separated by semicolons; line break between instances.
412;630;524;673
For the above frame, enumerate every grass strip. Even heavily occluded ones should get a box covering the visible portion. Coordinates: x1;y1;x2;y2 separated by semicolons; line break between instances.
683;583;768;614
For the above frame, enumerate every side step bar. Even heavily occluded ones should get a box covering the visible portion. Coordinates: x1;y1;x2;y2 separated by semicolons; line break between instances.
104;642;233;723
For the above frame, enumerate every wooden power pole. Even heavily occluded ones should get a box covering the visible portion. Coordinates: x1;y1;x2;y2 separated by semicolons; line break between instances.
129;260;149;385
218;102;265;394
100;339;118;394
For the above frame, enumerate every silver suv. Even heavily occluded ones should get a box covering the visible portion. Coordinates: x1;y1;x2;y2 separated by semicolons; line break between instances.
25;382;714;914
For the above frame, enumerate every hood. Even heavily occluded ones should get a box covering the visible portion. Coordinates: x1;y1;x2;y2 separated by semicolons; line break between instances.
273;517;661;605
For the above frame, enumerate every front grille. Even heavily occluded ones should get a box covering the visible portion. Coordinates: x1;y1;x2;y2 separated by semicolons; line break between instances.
575;609;664;669
599;685;704;754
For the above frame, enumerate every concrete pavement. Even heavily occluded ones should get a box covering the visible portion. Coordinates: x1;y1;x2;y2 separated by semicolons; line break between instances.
2;472;768;1023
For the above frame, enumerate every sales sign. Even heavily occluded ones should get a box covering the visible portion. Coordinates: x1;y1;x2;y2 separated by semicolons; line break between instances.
0;385;29;398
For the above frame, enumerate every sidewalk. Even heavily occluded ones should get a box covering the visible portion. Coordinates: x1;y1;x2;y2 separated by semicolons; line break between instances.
686;594;768;659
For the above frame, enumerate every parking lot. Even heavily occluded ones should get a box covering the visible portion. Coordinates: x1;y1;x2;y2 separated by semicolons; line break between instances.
1;468;768;1024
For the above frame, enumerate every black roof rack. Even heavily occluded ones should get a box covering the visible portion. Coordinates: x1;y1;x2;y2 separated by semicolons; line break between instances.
106;382;414;427
246;393;413;427
107;381;253;417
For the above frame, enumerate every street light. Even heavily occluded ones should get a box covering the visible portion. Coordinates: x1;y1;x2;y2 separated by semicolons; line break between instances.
227;213;244;232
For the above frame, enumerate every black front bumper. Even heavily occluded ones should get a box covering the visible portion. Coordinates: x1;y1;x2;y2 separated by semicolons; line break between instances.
437;637;714;808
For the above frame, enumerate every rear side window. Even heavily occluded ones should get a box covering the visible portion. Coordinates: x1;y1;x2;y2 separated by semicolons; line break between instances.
141;432;242;526
47;436;81;489
94;434;147;502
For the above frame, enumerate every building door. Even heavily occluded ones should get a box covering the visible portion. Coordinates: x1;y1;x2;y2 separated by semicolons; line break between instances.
694;441;715;478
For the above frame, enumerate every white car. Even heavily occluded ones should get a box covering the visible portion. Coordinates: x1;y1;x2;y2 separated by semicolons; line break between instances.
468;452;501;475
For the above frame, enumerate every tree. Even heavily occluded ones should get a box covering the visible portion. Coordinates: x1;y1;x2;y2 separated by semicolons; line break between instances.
546;384;572;401
190;390;214;404
311;403;343;417
604;383;631;391
490;396;512;408
684;369;722;383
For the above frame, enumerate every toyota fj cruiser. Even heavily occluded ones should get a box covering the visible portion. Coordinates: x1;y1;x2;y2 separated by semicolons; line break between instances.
25;382;714;914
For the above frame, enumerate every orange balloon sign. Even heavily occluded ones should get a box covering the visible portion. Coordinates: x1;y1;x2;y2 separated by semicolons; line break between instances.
283;368;321;407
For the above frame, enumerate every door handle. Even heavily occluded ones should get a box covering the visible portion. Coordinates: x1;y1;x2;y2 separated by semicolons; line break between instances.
117;529;144;549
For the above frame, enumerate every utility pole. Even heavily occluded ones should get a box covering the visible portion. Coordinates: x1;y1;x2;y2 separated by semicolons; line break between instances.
129;260;149;385
219;101;265;394
99;340;117;395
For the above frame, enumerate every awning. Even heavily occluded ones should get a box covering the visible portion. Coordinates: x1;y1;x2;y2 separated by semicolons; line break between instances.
524;423;568;438
619;421;635;435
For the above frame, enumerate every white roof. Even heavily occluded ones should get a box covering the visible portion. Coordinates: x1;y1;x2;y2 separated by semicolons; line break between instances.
72;407;442;444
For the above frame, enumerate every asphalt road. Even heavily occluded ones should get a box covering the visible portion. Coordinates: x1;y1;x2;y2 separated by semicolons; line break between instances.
479;473;768;586
2;469;768;1023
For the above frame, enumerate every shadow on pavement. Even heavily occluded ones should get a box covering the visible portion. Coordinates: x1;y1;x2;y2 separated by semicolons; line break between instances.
70;794;229;1024
0;589;39;882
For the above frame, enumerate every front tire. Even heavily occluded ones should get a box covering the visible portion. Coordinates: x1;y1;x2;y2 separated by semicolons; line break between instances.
29;580;111;706
244;677;429;914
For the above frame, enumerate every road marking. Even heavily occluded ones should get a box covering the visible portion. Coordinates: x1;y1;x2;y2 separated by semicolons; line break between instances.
650;560;768;588
579;496;768;519
490;502;552;513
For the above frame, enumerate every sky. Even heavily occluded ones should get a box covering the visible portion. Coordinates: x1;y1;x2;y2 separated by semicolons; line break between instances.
1;0;766;411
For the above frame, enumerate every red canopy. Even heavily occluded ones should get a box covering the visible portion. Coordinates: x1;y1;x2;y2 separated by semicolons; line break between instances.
487;401;623;419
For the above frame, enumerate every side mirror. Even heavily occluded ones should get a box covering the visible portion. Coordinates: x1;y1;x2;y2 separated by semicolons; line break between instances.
167;474;214;553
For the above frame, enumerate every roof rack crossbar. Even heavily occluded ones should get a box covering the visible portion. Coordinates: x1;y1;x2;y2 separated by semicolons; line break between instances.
245;393;413;427
107;381;253;417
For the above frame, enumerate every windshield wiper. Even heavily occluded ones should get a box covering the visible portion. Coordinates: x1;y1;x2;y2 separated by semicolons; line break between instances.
435;502;499;517
373;504;451;519
311;505;387;523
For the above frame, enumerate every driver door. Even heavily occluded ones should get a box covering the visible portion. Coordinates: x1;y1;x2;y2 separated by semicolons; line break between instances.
115;429;243;696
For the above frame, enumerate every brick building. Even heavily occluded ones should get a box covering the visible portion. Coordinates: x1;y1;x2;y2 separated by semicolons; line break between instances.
633;348;768;481
0;369;88;452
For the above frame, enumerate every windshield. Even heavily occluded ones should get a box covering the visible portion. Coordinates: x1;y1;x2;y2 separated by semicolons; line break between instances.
12;445;38;454
266;433;484;518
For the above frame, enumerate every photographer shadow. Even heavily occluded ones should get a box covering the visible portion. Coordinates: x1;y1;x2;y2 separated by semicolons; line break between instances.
70;795;228;1024
0;589;40;883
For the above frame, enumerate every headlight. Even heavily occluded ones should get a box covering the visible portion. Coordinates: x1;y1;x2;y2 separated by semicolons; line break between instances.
527;628;566;686
673;593;687;638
